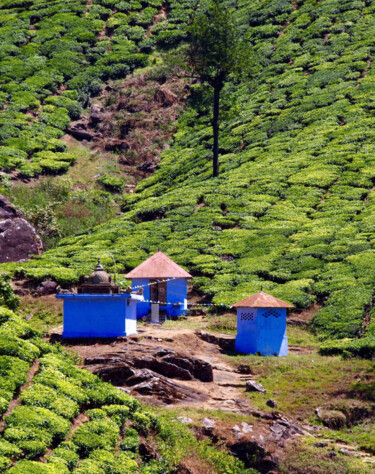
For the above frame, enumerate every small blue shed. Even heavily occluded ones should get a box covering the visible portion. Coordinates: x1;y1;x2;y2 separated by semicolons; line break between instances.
57;260;144;338
57;293;143;338
233;291;294;356
125;251;192;318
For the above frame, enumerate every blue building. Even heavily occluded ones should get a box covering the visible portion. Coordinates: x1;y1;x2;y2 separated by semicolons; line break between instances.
57;260;144;338
233;291;293;356
125;251;192;318
57;293;143;338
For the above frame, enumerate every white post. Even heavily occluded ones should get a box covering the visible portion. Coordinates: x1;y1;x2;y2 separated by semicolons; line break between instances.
151;303;160;323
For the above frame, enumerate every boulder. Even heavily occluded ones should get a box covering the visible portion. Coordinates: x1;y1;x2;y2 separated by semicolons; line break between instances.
89;104;106;124
104;139;130;152
200;418;216;428
177;417;194;424
133;356;193;381
237;364;252;374
246;380;266;394
195;330;235;351
313;442;328;448
129;371;206;404
0;195;43;263
35;279;58;295
154;88;178;106
86;363;135;385
315;407;347;429
68;122;96;141
138;160;159;172
266;399;277;408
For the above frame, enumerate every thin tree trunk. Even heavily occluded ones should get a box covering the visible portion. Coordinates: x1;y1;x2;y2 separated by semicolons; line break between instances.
212;85;220;177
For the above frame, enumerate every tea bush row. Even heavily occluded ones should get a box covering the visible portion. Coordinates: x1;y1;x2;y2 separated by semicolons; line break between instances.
0;0;198;178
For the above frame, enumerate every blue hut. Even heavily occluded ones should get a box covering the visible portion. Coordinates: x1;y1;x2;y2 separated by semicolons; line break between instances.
125;251;192;318
57;261;144;338
233;291;294;356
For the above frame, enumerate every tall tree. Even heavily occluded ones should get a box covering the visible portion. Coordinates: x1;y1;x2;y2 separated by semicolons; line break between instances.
186;0;250;177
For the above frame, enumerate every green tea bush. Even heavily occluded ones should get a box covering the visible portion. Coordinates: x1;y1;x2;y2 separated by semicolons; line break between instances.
8;460;68;473
319;337;375;359
98;174;125;193
20;384;80;419
72;418;120;456
48;442;79;470
120;427;140;452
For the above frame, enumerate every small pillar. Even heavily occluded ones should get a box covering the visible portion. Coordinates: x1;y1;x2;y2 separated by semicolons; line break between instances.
233;291;294;356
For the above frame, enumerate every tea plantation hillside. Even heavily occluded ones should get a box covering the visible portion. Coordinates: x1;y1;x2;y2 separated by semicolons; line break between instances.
3;0;375;356
0;277;248;473
0;0;197;176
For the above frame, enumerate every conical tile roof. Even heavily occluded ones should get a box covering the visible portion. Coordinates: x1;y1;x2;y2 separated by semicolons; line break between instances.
232;291;293;308
125;251;192;279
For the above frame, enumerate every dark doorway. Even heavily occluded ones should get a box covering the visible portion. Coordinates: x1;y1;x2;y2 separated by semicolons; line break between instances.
150;279;167;303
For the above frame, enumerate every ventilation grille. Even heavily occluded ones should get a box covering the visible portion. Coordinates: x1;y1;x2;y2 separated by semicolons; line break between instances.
240;311;255;321
263;309;280;318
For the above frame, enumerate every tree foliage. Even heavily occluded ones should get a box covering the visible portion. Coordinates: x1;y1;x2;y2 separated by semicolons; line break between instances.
186;0;252;177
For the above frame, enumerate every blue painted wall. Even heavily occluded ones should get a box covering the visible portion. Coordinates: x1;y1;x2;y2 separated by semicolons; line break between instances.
235;307;288;356
132;278;150;318
57;294;142;338
131;278;188;318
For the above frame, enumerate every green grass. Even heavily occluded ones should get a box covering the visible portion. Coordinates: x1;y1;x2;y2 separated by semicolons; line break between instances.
287;326;318;347
18;296;63;334
226;351;374;422
322;420;375;455
280;436;374;474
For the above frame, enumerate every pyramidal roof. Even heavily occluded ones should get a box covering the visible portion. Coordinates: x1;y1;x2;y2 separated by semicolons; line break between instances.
232;291;294;308
125;251;192;279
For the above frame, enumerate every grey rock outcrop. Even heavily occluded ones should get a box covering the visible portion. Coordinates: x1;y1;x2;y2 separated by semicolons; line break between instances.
0;195;43;263
246;380;266;394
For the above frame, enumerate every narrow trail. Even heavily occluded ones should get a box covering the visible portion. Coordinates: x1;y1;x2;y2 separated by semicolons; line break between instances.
0;358;40;433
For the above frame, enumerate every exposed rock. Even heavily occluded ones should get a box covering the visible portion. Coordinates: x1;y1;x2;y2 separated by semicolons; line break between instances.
89;104;106;124
85;347;213;383
229;440;279;472
68;122;96;141
287;317;309;326
129;371;206;404
246;380;266;394
124;368;155;386
86;363;135;385
266;399;277;408
315;407;347;429
139;442;161;461
313;442;328;448
200;418;216;428
339;448;361;457
132;356;194;381
0;195;43;263
195;330;235;351
138;160;159;172
35;279;58;295
154;88;178;106
104;139;130;152
237;364;252;374
240;422;253;434
320;399;375;426
231;425;243;439
177;417;193;424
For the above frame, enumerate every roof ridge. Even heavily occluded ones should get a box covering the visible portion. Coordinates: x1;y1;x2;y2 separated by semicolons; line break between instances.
125;251;192;279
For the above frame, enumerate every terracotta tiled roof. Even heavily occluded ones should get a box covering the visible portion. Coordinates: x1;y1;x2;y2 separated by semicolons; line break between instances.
232;291;294;308
125;251;192;279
